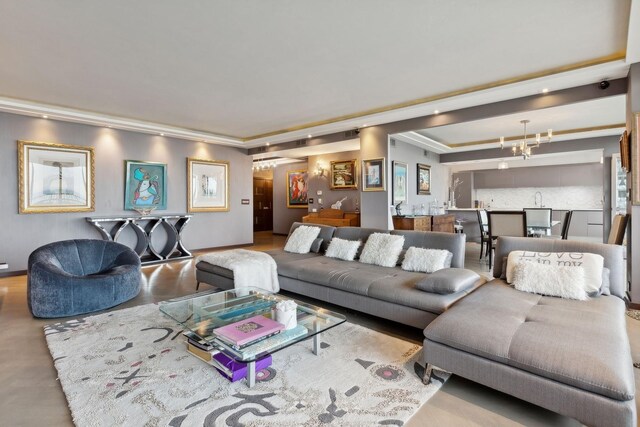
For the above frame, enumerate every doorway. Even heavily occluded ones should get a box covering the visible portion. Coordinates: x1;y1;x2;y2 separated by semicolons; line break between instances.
253;176;273;232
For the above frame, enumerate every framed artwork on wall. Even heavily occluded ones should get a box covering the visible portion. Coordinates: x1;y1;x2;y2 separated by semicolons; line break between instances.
287;170;308;208
417;163;431;195
392;161;408;204
330;159;357;190
124;160;167;211
633;113;640;205
620;130;630;172
362;158;385;191
187;158;229;212
18;140;95;214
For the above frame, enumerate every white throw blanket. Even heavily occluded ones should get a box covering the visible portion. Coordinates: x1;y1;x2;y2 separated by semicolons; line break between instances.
196;249;280;292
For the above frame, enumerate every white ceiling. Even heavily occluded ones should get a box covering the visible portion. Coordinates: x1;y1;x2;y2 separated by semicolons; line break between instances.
413;95;626;148
0;0;632;142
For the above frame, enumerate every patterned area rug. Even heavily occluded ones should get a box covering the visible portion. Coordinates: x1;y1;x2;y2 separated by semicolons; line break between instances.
626;309;640;321
45;303;448;426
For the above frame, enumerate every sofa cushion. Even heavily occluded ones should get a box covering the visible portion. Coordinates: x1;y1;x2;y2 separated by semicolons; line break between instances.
359;233;405;267
334;227;387;258
287;222;336;253
284;225;322;254
324;238;361;261
401;247;452;273
506;251;604;294
512;261;589;300
424;280;635;401
416;268;480;294
391;230;465;268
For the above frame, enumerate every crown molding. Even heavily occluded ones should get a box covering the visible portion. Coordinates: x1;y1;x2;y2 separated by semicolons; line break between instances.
0;96;244;147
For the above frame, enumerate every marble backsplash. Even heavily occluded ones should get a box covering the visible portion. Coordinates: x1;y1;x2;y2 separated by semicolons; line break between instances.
474;186;603;210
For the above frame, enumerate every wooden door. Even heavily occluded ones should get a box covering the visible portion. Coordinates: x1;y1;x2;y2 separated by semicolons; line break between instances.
253;177;273;232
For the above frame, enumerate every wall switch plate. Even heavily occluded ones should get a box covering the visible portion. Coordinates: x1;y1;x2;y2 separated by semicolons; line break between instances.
241;199;250;205
308;198;314;204
317;190;322;196
0;262;8;270
318;198;322;204
312;208;317;212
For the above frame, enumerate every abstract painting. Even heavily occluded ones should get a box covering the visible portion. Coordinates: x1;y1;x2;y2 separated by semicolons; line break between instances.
362;158;385;192
124;160;167;211
187;158;229;212
286;170;308;208
330;159;357;190
18;140;94;214
417;163;431;195
392;161;408;204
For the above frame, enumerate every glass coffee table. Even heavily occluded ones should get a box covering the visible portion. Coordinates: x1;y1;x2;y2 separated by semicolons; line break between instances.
159;288;346;387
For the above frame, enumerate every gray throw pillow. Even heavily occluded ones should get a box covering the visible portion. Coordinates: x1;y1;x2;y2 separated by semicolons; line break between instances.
310;238;323;253
416;268;481;295
589;267;611;297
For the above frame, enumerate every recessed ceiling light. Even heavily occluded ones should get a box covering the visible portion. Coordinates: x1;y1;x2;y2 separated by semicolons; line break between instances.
362;124;368;127
107;125;112;128
266;142;270;146
434;110;439;115
307;134;312;138
160;133;165;136
42;115;48;119
542;88;549;94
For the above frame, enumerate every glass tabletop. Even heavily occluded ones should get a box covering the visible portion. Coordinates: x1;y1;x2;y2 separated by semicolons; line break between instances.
159;287;346;362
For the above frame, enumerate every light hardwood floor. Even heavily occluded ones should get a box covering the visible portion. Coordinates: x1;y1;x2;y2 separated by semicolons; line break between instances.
0;232;637;426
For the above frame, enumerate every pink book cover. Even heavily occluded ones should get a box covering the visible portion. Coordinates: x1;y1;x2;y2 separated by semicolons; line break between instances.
214;315;284;346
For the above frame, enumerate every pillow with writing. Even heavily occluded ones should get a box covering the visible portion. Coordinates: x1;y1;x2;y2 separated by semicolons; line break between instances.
506;251;603;294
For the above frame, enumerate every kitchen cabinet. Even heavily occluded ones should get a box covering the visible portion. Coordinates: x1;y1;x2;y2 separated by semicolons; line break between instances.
567;210;603;240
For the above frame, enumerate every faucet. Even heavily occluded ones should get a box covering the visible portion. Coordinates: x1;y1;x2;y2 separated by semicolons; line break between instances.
534;191;543;207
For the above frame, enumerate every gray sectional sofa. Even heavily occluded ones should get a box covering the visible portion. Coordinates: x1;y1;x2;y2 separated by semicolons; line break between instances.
196;222;484;328
423;236;636;427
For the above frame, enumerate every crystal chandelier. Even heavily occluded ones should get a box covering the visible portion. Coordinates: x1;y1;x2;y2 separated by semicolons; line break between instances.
500;120;552;160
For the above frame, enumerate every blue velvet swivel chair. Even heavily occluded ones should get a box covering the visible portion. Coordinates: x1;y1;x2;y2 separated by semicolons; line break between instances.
28;239;142;318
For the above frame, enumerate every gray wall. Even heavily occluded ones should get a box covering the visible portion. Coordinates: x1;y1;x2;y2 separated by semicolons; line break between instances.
389;139;448;213
272;161;307;234
0;111;253;273
359;126;390;229
307;150;360;212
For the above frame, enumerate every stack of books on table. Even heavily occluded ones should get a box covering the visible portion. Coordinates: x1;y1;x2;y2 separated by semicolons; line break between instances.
213;314;285;350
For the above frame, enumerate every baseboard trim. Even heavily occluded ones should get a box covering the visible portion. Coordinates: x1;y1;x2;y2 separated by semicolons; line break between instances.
0;269;27;278
628;302;640;310
272;233;288;236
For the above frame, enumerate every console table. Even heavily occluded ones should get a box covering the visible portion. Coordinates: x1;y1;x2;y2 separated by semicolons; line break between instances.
303;209;360;227
392;214;455;233
86;214;193;265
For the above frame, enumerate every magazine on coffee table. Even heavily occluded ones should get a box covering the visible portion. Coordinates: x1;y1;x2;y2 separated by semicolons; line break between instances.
213;314;284;347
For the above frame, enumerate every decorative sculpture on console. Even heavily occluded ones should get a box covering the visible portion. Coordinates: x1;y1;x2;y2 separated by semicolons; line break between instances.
331;197;348;210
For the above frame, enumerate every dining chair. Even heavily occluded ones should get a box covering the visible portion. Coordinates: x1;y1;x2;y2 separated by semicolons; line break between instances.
608;214;629;245
560;210;573;240
487;210;527;268
476;209;490;260
524;208;552;237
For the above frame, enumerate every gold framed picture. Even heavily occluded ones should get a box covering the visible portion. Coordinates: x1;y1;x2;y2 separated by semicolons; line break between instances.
18;140;95;214
417;163;431;195
362;158;385;192
286;170;308;208
187;158;230;212
330;159;357;190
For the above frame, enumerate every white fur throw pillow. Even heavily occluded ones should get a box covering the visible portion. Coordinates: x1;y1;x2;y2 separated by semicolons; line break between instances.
512;261;588;301
401;247;452;273
324;238;361;261
284;226;321;254
506;250;603;294
358;233;405;267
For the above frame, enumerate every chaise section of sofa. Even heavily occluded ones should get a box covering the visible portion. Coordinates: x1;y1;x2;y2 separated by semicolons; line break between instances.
422;236;636;427
195;222;484;329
